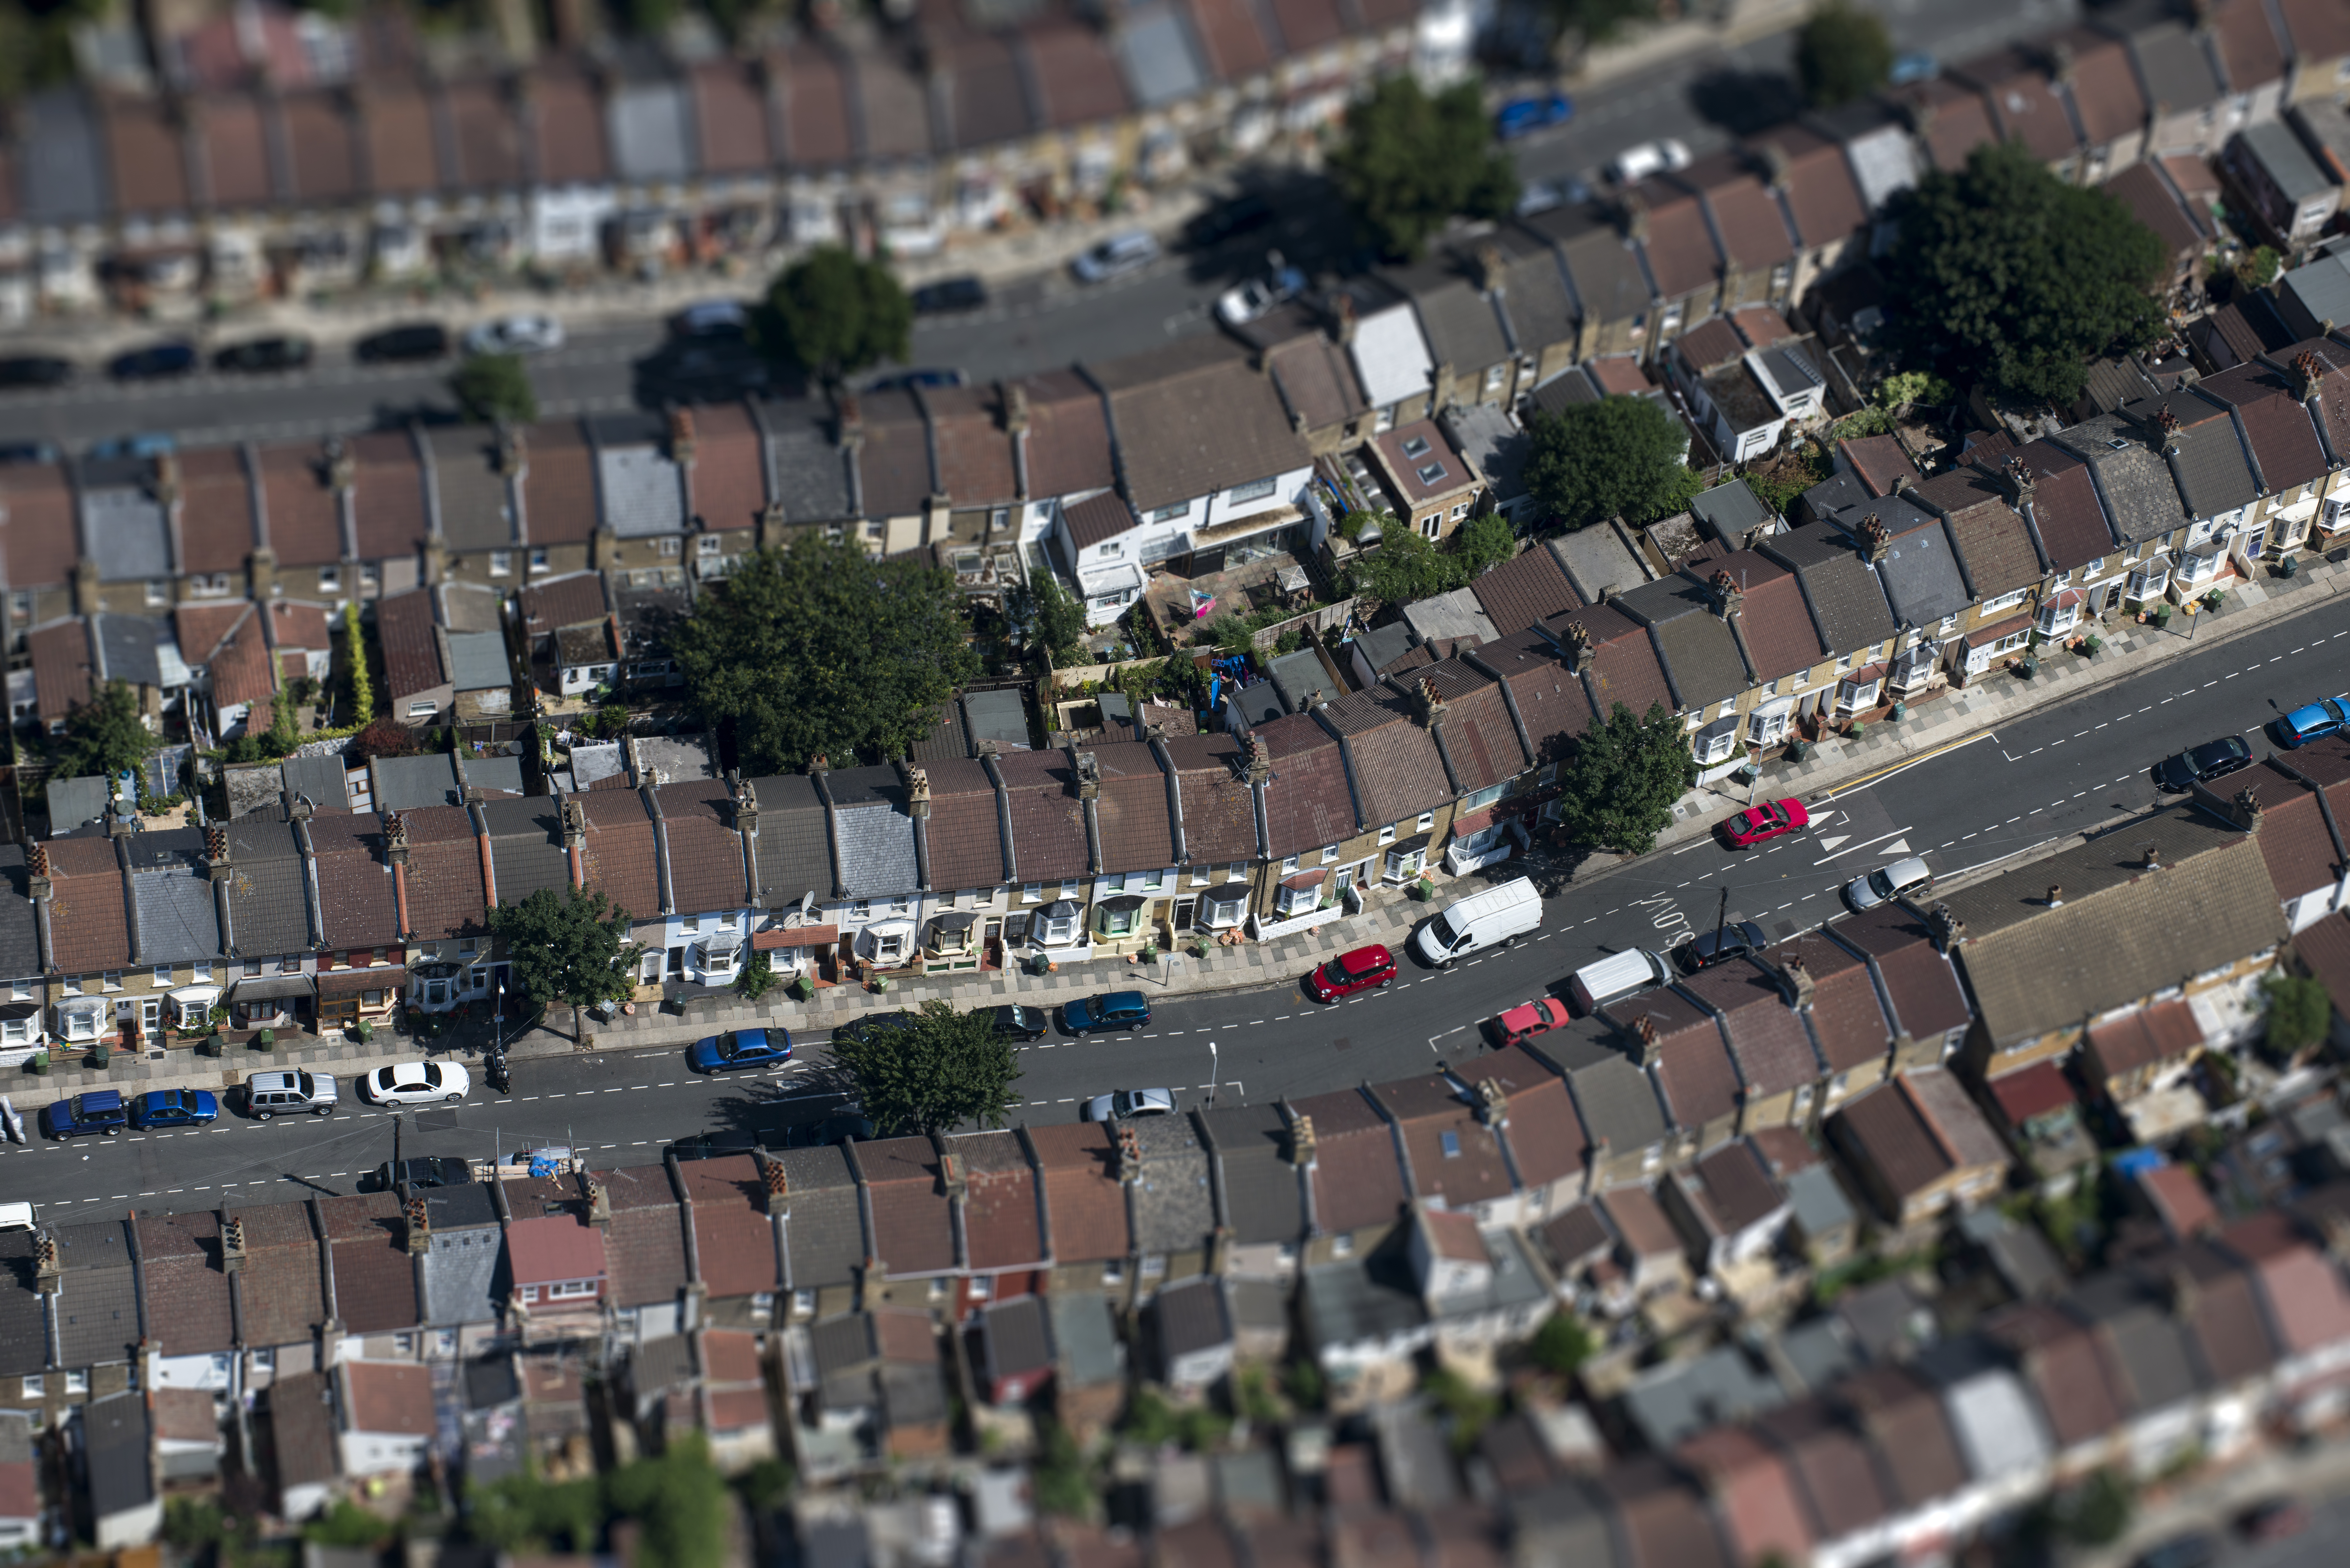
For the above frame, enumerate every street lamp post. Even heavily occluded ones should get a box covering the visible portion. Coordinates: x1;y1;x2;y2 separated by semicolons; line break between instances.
1208;1040;1219;1105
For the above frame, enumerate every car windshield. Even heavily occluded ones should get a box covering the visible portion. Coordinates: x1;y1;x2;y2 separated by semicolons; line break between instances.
715;1034;740;1059
421;1063;443;1088
1429;912;1461;947
1867;868;1898;899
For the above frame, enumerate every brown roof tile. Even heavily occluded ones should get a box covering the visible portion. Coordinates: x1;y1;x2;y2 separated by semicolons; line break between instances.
775;47;853;167
1680;961;1820;1099
1899;78;1997;172
1554;601;1676;720
28;619;92;726
400;804;489;941
1471;627;1594;763
576;789;659;922
684;403;767;535
677;1155;778;1297
1683;156;1794;271
1088;740;1175;873
1915;467;2043;596
1602;1456;1730;1568
1468;545;1581;637
2199;362;2330;491
104;96;190;215
519;573;609;637
1024;1122;1130;1262
233;1201;326;1348
2004;441;2115;573
1710;549;1822;682
937;36;1033;151
278;92;358;202
257;442;345;569
1745;123;1865;252
1634;183;1720;301
519;420;598;546
444;79;523;189
1829;903;1973;1042
375;590;442;701
1833;1364;1967;1506
207;602;279;709
1317;688;1451;832
350;432;427;562
1288;1087;1406;1235
922;385;1018;505
1756;1401;1890;1542
656;780;747;915
317;1192;419;1332
1157;733;1257;868
1678;1424;1814;1567
993;748;1090;884
1983;1299;2127;1447
198;96;272;207
1087;337;1311;514
1414;659;1528;795
919;757;1009;890
1457;1044;1585;1190
47;835;129;973
689;61;770;175
2206;0;2288;91
309;815;402;949
1956;49;2080;163
136;1209;233;1356
1021;22;1132;128
2054;27;2148;147
2276;0;2350;58
529;67;611;185
1019;370;1118;499
1760;932;1889;1075
856;1137;958;1276
1611;989;1740;1131
358;84;439;195
858;391;936;519
598;1163;689;1307
1268;0;1343;49
1254;712;1357;856
954;1130;1044;1271
1372;1075;1514;1207
1185;0;1273;80
1;464;80;590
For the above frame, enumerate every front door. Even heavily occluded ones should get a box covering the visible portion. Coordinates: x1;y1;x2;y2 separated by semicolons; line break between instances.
138;997;161;1040
1173;898;1195;930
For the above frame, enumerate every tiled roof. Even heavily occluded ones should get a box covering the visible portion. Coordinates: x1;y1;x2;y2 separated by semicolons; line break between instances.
1127;1113;1217;1255
856;1136;959;1277
1255;712;1357;856
1679;961;1819;1099
746;772;832;907
1469;542;1582;638
2052;411;2190;545
1158;733;1258;867
1288;1086;1406;1235
481;795;570;908
1318;687;1451;832
761;1145;861;1291
1756;1399;1890;1544
375;590;443;701
53;1221;141;1369
232;1200;327;1349
176;447;256;576
344;1359;435;1436
399;804;489;941
2124;392;2259;520
1088;741;1176;873
1023;1122;1131;1263
308;814;402;949
518;419;599;546
1611;988;1741;1132
1634;182;1721;300
2196;362;2329;492
1469;628;1594;764
519;572;610;637
1914;466;2043;598
350;431;428;562
317;1192;419;1333
1678;1424;1813;1568
79;475;171;583
760;399;855;524
922;385;1019;505
223;816;312;957
1826;902;1974;1044
1745;123;1866;253
993;748;1091;883
677;1155;780;1298
598;1163;691;1307
0;465;81;589
2004;442;2117;573
1198;1103;1306;1247
856;390;934;519
576;789;661;922
1372;1075;1514;1209
1019;370;1119;501
682;403;768;535
1414;659;1529;795
656;780;747;914
826;765;919;899
917;757;1008;892
135;1209;233;1356
1618;572;1751;711
1759;932;1888;1075
1087;336;1311;513
425;427;514;554
1453;1044;1585;1192
0;1233;44;1377
46;834;131;973
1553;602;1677;721
1702;549;1821;682
952;1131;1043;1272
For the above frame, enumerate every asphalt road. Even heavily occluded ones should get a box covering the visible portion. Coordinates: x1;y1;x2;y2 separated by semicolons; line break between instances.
6;593;2340;1225
0;0;2072;455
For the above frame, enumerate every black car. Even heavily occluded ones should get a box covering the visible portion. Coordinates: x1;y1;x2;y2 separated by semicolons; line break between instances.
2153;735;2253;792
109;341;197;380
355;322;451;364
912;275;987;314
1185;193;1274;248
833;1011;911;1048
0;356;71;390
666;1127;762;1162
213;335;313;373
989;1003;1048;1041
0;441;59;465
634;337;771;404
2132;1531;2217;1568
370;1156;474;1192
1678;921;1767;974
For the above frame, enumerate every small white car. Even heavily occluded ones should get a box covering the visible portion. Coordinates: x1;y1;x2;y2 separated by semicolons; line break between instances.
463;314;565;356
1071;231;1161;284
1845;856;1932;913
1082;1087;1175;1122
0;1202;33;1233
361;1060;471;1106
1215;263;1306;327
1607;138;1692;186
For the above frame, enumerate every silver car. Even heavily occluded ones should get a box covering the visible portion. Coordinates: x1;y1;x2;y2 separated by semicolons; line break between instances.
1081;1087;1175;1122
1845;856;1932;912
1071;231;1160;284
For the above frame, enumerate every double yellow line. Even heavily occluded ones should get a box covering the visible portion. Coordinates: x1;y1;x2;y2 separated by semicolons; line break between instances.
1812;730;1993;804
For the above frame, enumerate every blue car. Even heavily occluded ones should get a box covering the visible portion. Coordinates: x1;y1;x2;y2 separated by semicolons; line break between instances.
686;1028;794;1074
1063;991;1152;1035
2271;696;2350;749
41;1090;127;1141
1496;93;1573;140
129;1088;218;1130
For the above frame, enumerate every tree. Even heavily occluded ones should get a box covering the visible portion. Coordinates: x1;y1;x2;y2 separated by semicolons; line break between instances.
2050;1469;2135;1546
1327;76;1518;261
1031;1418;1093;1519
672;536;979;776
342;597;375;721
55;680;160;782
2235;245;2283;292
487;887;638;1042
759;246;912;385
1794;0;1892;108
1528;1312;1594;1376
1346;513;1522;607
603;1436;732;1568
834;999;1020;1135
450;352;538;425
1525;396;1703;531
2262;971;2332;1058
1880;140;2167;407
1551;701;1697;855
1013;574;1088;667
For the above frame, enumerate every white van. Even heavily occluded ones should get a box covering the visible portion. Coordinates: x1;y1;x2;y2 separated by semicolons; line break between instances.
1411;876;1544;966
1568;949;1673;1014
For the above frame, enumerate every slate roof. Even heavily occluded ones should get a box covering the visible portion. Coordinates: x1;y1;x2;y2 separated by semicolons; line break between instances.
746;773;833;907
1288;1087;1406;1236
1199;1103;1307;1247
2123;392;2260;521
54;1221;141;1369
954;1131;1043;1272
1023;1123;1131;1263
993;749;1091;884
919;757;1010;892
0;1233;44;1378
598;1163;691;1308
420;1192;507;1328
222;816;311;957
135;1209;233;1357
424;427;514;554
79;475;171;584
1158;733;1259;868
1536;1018;1668;1160
1089;741;1176;874
1615;573;1751;711
1086;336;1311;512
1818;494;1971;630
1914;466;2044;598
1318;688;1451;832
1372;1075;1514;1209
479;795;568;909
127;829;226;964
760;400;857;524
2052;411;2194;544
0;849;37;986
856;1137;959;1278
656;780;747;913
677;1155;780;1298
1118;1112;1211;1257
1941;807;2287;1049
234;1200;327;1349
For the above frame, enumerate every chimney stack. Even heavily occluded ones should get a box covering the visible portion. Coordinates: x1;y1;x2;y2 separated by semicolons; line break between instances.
2233;786;2265;833
1075;751;1101;803
1004;381;1030;435
1782;954;1815;1010
326;438;355;495
1245;736;1273;785
1565;622;1596;675
2142;844;2163;871
1929;901;1966;952
1115;1123;1143;1184
905;765;931;819
764;1161;790;1216
384;810;410;866
668;408;697;468
1860;514;1893;563
205;824;232;883
495;423;526;479
1474;1077;1507;1126
34;1232;59;1295
1707;569;1744;622
1287;1113;1316;1168
940;1150;967;1202
586;1178;611;1228
2046;885;2064;908
28;843;51;903
1414;675;1449;730
221;1215;247;1275
405;1195;431;1255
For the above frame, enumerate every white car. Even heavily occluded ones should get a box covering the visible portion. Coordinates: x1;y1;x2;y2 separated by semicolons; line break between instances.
1215;264;1306;327
0;1202;32;1233
1071;231;1161;284
1606;138;1692;186
1081;1087;1176;1122
463;314;565;356
361;1060;471;1106
1845;856;1932;913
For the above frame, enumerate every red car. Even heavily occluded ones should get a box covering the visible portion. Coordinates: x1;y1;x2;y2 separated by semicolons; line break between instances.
1305;944;1397;1001
1719;797;1811;848
1494;997;1571;1045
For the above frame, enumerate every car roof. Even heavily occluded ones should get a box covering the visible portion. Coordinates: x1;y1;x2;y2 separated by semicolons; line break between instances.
1338;945;1393;974
1881;856;1929;881
1105;990;1146;1007
80;1091;122;1110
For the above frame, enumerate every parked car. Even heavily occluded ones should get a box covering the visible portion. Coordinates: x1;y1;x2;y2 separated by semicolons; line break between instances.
1845;856;1932;912
2154;735;2253;792
42;1090;128;1140
1071;231;1160;283
833;1011;911;1048
360;1059;470;1105
354;322;451;364
1305;944;1398;1001
2270;696;2350;748
2238;1498;2308;1541
865;367;968;392
912;275;987;314
1082;1087;1175;1121
1185;193;1274;249
1606;138;1691;185
0;1203;33;1232
0;441;59;464
1679;921;1768;973
1494;997;1571;1046
1063;991;1152;1035
464;314;565;356
989;1004;1049;1041
1718;797;1810;848
129;1089;218;1130
109;341;197;380
1215;264;1306;327
1569;950;1672;1013
0;356;72;389
666;1128;762;1162
87;433;175;459
686;1027;793;1073
370;1156;474;1192
1497;92;1573;139
213;336;313;373
633;337;769;404
2131;1531;2217;1568
1888;51;1938;84
667;299;750;339
243;1070;338;1119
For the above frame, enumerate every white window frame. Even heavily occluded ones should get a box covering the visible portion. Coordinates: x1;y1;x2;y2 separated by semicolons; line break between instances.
489;551;512;577
1979;588;2028;614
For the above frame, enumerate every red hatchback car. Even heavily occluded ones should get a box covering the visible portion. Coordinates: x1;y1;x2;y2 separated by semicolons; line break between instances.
1719;797;1811;848
1495;997;1571;1045
1305;944;1397;1001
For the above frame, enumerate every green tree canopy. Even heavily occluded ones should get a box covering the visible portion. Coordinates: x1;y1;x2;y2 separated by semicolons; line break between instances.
835;999;1020;1135
486;887;637;1041
1529;1312;1594;1376
1794;0;1892;108
2263;971;2332;1058
1346;512;1519;606
1327;76;1518;261
1880;140;2167;406
760;245;913;384
56;680;161;783
673;536;979;775
1524;396;1702;531
1012;573;1089;667
1551;701;1697;855
449;352;538;425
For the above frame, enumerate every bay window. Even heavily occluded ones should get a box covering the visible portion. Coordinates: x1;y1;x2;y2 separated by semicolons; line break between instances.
1692;714;1741;765
2035;592;2083;638
1384;845;1425;881
1276;882;1320;918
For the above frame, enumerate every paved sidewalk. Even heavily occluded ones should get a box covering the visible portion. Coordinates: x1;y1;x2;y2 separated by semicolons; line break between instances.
2068;1428;2350;1567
